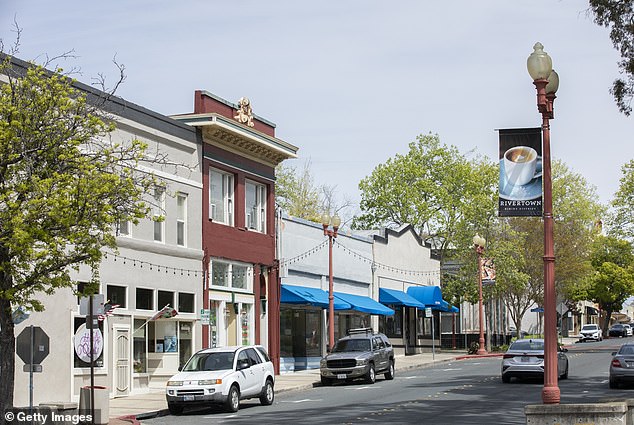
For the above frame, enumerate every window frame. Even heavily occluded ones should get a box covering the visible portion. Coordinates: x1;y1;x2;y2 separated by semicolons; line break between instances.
153;186;165;243
106;284;128;309
136;287;155;311
210;259;252;292
176;192;187;246
209;167;234;226
245;179;267;233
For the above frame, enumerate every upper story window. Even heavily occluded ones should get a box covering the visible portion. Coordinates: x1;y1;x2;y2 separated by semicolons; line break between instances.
210;168;234;226
176;193;187;246
153;187;165;242
245;180;266;233
117;220;130;237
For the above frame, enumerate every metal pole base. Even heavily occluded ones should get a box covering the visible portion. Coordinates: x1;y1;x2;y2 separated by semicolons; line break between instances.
542;385;560;404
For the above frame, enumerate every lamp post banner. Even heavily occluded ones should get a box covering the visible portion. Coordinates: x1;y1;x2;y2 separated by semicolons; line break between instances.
498;127;542;217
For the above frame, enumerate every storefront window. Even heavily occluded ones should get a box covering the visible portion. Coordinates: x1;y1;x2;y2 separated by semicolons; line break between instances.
280;308;293;357
241;306;250;345
148;321;177;353
379;307;403;337
179;322;192;369
211;260;251;290
306;310;321;357
133;319;147;373
280;307;323;358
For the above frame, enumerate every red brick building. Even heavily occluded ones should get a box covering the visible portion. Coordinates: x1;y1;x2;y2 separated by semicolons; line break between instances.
173;91;297;372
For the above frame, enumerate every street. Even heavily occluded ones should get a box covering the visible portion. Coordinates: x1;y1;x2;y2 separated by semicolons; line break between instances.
142;337;634;425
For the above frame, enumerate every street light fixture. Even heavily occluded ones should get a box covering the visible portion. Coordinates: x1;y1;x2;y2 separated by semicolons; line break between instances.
322;213;341;351
473;234;487;355
527;42;560;405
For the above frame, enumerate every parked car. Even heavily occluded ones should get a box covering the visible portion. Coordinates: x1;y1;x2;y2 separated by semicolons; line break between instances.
165;345;275;414
508;327;528;338
320;328;395;386
624;324;633;336
610;324;628;338
579;324;603;342
501;338;568;383
609;343;634;388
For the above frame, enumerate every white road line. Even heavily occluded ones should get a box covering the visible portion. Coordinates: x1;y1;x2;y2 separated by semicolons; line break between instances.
280;398;323;403
442;368;462;371
351;386;381;390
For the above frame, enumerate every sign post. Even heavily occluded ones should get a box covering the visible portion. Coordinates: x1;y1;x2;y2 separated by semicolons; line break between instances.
16;326;49;417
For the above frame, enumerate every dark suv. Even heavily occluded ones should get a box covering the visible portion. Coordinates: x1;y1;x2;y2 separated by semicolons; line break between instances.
319;328;395;385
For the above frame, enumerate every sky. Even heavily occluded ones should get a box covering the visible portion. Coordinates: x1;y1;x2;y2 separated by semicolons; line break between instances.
1;1;632;215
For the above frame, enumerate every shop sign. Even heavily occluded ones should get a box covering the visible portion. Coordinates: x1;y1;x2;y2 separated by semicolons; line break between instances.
200;308;211;325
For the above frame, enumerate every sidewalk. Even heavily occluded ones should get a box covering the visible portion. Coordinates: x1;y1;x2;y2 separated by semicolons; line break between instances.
109;338;578;424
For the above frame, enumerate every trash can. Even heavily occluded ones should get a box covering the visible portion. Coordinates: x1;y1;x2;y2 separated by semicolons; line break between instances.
79;386;109;425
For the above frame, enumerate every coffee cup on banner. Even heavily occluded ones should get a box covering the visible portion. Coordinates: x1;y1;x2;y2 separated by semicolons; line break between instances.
503;146;538;186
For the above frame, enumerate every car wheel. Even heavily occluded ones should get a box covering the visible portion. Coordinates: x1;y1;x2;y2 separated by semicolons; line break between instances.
224;384;240;413
259;379;274;406
321;376;333;386
167;402;183;415
365;364;376;384
384;360;395;380
610;378;619;389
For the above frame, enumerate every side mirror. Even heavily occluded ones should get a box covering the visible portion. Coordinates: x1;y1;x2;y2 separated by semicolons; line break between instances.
178;365;183;372
612;351;617;356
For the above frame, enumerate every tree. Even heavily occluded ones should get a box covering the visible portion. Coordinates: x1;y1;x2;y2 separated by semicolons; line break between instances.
275;160;356;226
275;161;321;221
609;160;634;239
354;133;497;263
586;235;634;335
589;0;634;116
0;53;164;412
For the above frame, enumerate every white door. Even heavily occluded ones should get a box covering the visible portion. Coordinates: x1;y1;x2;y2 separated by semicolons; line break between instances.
114;326;130;397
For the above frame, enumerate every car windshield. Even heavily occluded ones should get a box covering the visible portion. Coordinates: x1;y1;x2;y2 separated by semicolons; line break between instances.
510;340;544;351
182;352;235;372
582;325;597;331
332;338;371;352
619;346;634;355
613;325;624;329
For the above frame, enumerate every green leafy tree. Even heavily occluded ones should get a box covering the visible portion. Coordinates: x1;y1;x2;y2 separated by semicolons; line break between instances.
609;160;634;239
589;0;634;115
0;54;163;412
354;133;497;263
275;160;356;226
586;235;634;335
275;161;322;221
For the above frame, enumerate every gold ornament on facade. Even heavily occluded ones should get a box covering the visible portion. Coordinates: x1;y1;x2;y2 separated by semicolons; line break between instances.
234;97;255;127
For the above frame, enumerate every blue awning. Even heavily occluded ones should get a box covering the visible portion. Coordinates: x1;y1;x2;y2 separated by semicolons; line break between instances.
379;288;426;309
406;286;458;312
281;284;351;310
437;299;459;313
334;292;395;316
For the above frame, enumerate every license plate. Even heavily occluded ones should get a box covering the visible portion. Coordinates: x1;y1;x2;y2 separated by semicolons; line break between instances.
183;395;195;401
337;374;346;379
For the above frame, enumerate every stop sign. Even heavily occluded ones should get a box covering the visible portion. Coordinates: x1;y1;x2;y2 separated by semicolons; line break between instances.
16;326;49;365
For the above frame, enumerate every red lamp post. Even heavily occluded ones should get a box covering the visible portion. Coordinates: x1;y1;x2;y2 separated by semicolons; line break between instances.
473;234;487;355
322;213;341;350
527;42;560;405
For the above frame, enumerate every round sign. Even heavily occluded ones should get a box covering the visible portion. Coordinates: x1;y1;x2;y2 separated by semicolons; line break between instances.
73;323;103;363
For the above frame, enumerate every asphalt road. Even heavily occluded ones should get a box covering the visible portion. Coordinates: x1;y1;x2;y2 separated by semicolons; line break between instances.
143;337;634;425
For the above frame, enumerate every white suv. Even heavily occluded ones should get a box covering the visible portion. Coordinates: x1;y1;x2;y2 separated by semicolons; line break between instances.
579;324;602;342
166;345;275;414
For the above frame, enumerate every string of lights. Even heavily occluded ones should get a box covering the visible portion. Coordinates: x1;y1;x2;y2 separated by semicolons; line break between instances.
103;251;202;278
279;239;328;267
333;239;441;278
